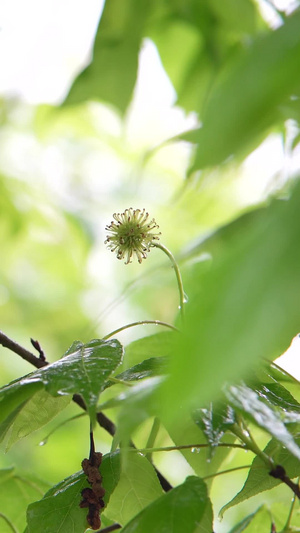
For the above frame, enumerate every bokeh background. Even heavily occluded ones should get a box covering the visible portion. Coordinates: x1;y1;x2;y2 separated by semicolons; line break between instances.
1;1;300;531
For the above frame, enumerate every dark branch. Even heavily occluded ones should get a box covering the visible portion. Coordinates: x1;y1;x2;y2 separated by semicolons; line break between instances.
155;469;172;492
98;524;122;533
0;330;47;369
1;330;173;493
270;465;300;499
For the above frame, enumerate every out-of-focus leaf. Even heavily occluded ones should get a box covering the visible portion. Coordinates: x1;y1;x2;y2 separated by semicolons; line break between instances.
150;0;261;114
228;506;271;532
27;452;120;533
64;0;151;113
210;0;257;34
111;356;168;385
225;383;300;459
161;180;300;423
101;377;162;445
4;390;71;451
164;415;237;483
124;332;175;369
193;403;235;452
220;434;300;516
175;9;300;170
121;476;208;533
0;468;49;533
105;452;163;526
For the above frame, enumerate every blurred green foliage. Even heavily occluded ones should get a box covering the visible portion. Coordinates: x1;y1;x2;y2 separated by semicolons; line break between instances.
1;0;300;531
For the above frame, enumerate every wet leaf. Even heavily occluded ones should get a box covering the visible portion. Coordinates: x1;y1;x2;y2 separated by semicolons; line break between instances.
225;383;300;459
193;403;236;451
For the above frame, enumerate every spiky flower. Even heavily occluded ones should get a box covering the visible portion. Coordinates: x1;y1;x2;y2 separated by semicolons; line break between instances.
105;208;161;264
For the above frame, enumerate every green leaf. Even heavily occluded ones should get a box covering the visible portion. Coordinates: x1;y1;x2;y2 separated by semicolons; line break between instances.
64;0;151;113
124;332;174;369
228;506;271;533
193;403;235;451
195;496;213;533
0;468;49;533
0;339;123;425
105;452;163;526
101;451;121;507
220;434;300;516
161;180;300;422
0;376;43;426
104;377;163;445
121;476;208;533
4;390;71;451
150;0;261;115
40;339;123;420
27;471;88;533
225;383;300;459
111;357;168;384
179;9;300;170
27;452;120;533
164;415;236;481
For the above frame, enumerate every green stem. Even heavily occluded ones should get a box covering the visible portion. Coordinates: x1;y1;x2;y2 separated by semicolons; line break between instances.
127;442;246;454
145;418;161;461
0;514;18;533
153;242;186;321
283;480;298;530
39;413;86;446
231;422;274;469
202;464;253;481
102;320;178;340
109;376;134;387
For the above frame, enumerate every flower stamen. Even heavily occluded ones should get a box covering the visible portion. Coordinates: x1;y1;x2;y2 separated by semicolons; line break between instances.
105;208;161;264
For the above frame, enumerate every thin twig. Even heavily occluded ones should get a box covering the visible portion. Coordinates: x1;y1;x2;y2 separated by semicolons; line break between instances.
0;330;47;369
131;442;246;454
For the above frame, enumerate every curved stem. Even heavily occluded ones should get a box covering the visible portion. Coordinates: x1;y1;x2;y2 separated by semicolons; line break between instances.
153;242;185;321
202;464;253;481
231;422;274;469
0;513;18;533
102;320;178;340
